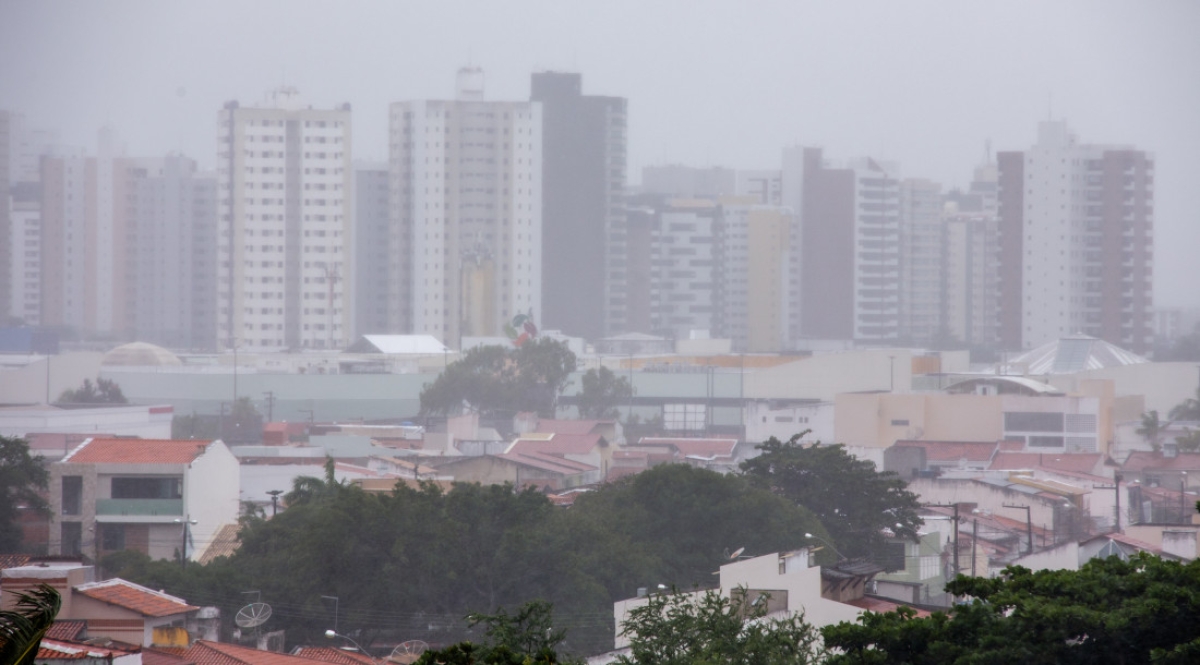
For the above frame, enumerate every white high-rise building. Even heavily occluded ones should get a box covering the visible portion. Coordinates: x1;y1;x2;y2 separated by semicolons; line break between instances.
216;88;353;352
388;68;542;347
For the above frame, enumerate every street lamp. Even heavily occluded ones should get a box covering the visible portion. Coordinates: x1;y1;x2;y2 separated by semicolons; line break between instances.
324;630;378;664
804;532;847;561
266;489;283;517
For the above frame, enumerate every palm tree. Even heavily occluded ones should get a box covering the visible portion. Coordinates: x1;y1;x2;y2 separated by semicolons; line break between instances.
0;584;62;665
1170;387;1200;422
1137;410;1172;452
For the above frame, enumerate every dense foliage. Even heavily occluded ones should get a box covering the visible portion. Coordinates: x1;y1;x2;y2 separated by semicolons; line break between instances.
741;434;923;558
106;463;826;655
0;436;49;552
616;587;824;665
420;339;577;418
415;601;581;664
56;377;127;404
576;366;633;420
822;553;1200;665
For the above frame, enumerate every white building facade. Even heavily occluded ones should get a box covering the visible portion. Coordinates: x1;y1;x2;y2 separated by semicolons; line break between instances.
216;88;353;352
389;68;542;348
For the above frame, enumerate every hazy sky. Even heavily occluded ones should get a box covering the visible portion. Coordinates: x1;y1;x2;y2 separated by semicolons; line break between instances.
3;1;1198;307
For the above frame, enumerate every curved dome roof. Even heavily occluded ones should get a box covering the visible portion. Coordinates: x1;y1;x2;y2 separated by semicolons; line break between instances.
1007;335;1147;375
101;342;183;366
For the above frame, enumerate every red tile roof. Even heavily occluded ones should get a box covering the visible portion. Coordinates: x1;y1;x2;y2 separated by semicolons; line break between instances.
498;451;597;474
635;437;739;459
509;432;605;456
144;647;198;665
64;438;216;464
533;419;610;435
74;579;199;617
290;646;377;665
0;553;32;569
37;638;137;660
45;620;87;641
185;640;340;665
893;440;999;463
989;452;1103;475
844;596;933;618
1121;451;1200;474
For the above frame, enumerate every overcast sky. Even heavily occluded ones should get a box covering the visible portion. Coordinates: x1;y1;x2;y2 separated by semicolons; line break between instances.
3;1;1198;307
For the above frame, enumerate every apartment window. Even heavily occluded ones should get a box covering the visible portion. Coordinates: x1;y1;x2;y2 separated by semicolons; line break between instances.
111;477;182;499
62;476;82;515
101;524;125;551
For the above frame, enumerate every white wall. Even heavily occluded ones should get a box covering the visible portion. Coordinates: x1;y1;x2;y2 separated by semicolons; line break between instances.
184;441;240;561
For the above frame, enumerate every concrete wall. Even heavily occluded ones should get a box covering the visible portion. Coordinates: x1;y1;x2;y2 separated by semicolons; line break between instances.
835;393;1003;449
183;441;240;561
0;352;103;405
1047;362;1199;416
746;349;912;401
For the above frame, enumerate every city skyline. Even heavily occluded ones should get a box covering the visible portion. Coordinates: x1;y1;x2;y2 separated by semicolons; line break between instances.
2;1;1197;308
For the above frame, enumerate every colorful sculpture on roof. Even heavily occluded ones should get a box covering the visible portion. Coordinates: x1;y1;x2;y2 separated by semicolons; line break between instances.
504;311;538;347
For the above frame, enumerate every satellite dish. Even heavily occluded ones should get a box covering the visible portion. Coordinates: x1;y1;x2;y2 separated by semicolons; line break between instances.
235;603;273;629
390;640;429;662
729;546;745;560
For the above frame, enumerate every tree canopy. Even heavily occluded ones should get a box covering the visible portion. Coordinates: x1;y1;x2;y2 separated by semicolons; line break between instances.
616;587;824;665
420;339;577;418
56;377;127;405
822;553;1200;665
414;601;581;665
740;433;923;559
576;366;632;420
0;436;49;552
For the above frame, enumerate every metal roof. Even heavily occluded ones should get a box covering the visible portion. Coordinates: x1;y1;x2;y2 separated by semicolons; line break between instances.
1007;334;1148;375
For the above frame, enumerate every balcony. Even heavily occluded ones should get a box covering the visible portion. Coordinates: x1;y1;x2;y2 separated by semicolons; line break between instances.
96;499;183;517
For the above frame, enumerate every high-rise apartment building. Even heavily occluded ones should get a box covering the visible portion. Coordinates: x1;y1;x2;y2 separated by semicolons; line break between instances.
997;121;1154;352
353;163;389;337
129;155;218;350
530;72;626;340
216;88;353;352
898;178;943;344
942;157;1000;348
717;199;791;352
389;68;542;348
783;147;900;345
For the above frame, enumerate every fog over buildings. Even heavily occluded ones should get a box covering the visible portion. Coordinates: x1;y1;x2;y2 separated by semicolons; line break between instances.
1;1;1198;351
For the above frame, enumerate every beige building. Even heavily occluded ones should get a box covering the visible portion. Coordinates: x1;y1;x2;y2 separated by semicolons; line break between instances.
835;377;1117;455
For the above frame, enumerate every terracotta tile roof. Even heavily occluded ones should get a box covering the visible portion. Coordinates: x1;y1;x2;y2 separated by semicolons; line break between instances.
291;646;377;665
498;451;597;474
185;640;339;665
74;579;199;617
844;596;933;618
533;419;609;435
509;432;605;456
197;523;242;565
1121;451;1200;474
989;452;1103;475
893;440;999;463
64;438;216;464
37;638;137;660
0;553;32;569
144;647;198;665
45;620;87;641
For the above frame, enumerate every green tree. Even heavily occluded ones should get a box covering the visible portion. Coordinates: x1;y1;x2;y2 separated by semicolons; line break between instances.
1170;386;1200;422
576;366;633;420
57;377;127;404
615;587;824;665
740;433;923;559
1136;410;1172;451
822;553;1200;665
420;339;577;418
0;585;62;665
0;436;49;552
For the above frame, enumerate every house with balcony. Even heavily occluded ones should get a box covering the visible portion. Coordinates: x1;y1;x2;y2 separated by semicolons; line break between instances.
48;438;239;563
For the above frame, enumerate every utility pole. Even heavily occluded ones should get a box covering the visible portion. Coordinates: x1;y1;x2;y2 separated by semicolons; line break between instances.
262;391;276;422
1003;504;1033;555
1094;474;1121;532
971;519;978;576
926;503;961;578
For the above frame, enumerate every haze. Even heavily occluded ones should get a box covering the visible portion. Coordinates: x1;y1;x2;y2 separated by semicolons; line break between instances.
1;0;1198;306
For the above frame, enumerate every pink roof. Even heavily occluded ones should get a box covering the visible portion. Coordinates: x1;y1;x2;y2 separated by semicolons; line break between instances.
893;440;998;462
64;438;214;464
498;451;596;475
38;639;137;661
1121;451;1200;473
989;452;1103;475
533;419;610;435
510;432;605;456
1085;532;1165;555
45;620;87;641
290;647;377;665
186;640;336;665
844;596;932;618
74;579;198;617
636;437;738;459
